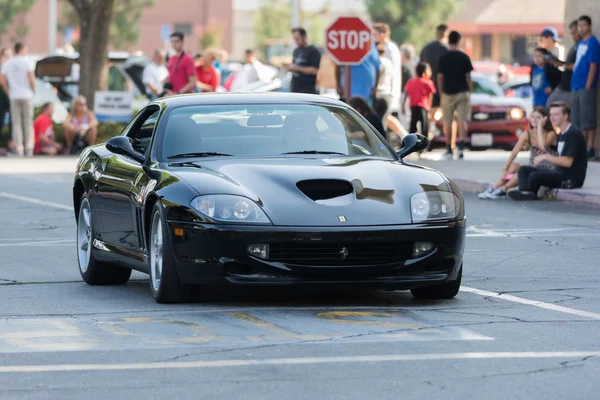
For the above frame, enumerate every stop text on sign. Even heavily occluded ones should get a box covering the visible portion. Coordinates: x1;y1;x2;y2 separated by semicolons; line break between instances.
327;30;371;50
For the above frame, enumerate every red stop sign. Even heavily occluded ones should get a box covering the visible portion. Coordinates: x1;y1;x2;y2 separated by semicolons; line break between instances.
325;17;373;65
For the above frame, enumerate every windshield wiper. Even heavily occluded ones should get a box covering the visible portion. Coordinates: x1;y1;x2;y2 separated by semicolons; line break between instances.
167;152;232;159
282;150;346;155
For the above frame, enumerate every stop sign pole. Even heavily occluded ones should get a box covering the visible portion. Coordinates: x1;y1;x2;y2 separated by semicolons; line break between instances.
325;17;373;101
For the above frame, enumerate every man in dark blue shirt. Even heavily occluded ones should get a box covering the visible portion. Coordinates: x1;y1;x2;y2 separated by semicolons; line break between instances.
570;15;600;160
285;27;321;94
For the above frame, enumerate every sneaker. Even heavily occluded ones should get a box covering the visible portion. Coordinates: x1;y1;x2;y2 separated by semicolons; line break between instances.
442;149;453;160
478;186;493;199
507;189;537;201
454;150;464;160
588;148;596;160
485;187;507;199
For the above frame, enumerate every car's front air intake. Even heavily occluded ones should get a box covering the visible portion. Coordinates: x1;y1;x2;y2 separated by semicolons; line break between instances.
296;179;354;201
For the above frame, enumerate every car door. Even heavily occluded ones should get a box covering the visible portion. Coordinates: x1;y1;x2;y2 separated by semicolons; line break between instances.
95;106;160;253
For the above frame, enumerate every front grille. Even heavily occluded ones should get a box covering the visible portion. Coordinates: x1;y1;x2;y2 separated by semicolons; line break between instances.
268;242;413;266
472;112;506;121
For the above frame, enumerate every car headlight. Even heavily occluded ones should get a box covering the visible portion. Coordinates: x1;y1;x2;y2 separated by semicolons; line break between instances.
190;195;271;224
434;109;443;121
410;191;461;223
509;107;524;120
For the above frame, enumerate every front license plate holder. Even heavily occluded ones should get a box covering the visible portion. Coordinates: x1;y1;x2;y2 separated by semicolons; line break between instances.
471;133;493;147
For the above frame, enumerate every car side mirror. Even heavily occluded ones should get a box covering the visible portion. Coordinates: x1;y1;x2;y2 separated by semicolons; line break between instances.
396;133;429;159
106;136;145;163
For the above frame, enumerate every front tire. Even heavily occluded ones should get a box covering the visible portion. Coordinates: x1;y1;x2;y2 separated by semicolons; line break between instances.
149;202;201;303
77;195;132;285
410;265;462;299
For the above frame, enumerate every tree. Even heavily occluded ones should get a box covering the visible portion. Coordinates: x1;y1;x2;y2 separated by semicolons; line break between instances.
0;0;35;40
61;0;155;50
366;0;462;49
66;0;115;108
199;27;222;50
109;0;154;49
254;0;329;58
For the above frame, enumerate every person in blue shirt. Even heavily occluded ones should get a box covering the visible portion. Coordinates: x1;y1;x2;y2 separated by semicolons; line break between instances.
530;48;560;107
571;15;600;160
531;49;552;106
336;45;380;105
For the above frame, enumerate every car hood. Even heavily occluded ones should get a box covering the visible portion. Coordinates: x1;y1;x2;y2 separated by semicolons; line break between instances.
169;157;451;226
471;93;526;109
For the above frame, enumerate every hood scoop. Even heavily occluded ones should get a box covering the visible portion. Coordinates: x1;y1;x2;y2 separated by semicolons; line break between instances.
296;179;354;202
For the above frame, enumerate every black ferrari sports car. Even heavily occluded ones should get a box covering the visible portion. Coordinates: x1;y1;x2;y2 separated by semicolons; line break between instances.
73;93;466;303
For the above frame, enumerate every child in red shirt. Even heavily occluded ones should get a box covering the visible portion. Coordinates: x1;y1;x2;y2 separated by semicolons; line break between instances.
402;62;436;136
33;103;63;155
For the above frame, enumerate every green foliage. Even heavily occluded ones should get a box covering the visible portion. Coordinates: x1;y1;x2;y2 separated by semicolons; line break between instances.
199;28;222;50
0;0;35;39
366;0;462;49
60;0;155;50
254;0;293;49
254;0;329;54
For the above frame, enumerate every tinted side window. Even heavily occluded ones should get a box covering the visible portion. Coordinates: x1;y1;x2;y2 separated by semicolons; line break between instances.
127;108;160;154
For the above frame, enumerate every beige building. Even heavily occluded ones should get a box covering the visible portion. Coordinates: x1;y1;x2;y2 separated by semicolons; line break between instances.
1;0;234;56
1;0;366;61
448;0;565;65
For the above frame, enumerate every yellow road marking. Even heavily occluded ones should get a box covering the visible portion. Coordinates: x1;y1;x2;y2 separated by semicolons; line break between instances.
315;311;421;328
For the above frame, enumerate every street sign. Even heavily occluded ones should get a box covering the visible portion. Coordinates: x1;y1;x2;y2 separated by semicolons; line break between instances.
160;24;172;43
325;16;373;100
325;16;372;65
94;91;134;123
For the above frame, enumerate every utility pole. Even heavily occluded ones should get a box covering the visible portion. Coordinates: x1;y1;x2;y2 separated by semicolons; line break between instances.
48;0;57;53
291;0;300;28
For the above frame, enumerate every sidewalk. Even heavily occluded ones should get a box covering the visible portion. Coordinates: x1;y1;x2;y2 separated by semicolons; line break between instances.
1;152;599;206
407;151;600;206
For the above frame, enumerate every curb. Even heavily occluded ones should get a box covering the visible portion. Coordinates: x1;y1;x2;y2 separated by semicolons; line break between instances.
450;177;600;206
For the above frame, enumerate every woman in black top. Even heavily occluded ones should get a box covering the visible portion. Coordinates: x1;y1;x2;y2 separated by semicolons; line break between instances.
347;96;386;136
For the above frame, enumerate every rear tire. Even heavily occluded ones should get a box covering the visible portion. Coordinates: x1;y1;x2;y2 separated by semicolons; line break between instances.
410;265;462;299
149;202;201;303
77;195;132;285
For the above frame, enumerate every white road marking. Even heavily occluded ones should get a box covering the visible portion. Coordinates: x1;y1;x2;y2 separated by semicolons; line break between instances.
461;286;600;320
0;351;597;373
0;192;72;211
466;226;600;238
0;240;75;247
0;238;73;241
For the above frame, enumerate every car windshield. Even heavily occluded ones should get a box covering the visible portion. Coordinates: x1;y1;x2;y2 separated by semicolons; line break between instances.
161;104;395;160
472;74;504;97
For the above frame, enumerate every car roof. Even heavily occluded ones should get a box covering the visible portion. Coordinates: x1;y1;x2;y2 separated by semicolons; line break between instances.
152;92;348;109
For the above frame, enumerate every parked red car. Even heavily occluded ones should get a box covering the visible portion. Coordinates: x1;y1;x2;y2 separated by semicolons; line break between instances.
431;72;529;151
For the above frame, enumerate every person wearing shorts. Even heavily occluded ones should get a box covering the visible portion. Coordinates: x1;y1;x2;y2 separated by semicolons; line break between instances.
570;15;599;160
420;24;448;122
437;30;474;159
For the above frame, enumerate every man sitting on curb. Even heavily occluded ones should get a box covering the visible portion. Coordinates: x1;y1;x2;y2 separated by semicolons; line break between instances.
507;102;587;200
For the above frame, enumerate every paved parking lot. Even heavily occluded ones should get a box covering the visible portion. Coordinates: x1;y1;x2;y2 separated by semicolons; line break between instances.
1;157;599;399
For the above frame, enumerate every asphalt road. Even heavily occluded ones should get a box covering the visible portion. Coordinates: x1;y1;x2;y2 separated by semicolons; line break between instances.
1;159;600;400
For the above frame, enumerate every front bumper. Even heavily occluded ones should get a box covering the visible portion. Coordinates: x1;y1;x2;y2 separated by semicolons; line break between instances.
167;219;466;290
431;119;528;150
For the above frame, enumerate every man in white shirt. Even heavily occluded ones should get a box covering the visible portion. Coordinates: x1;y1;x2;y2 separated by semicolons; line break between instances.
0;43;35;156
373;23;402;116
230;49;275;91
142;49;169;99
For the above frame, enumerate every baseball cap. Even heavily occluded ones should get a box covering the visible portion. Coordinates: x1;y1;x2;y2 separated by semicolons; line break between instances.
540;27;561;42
